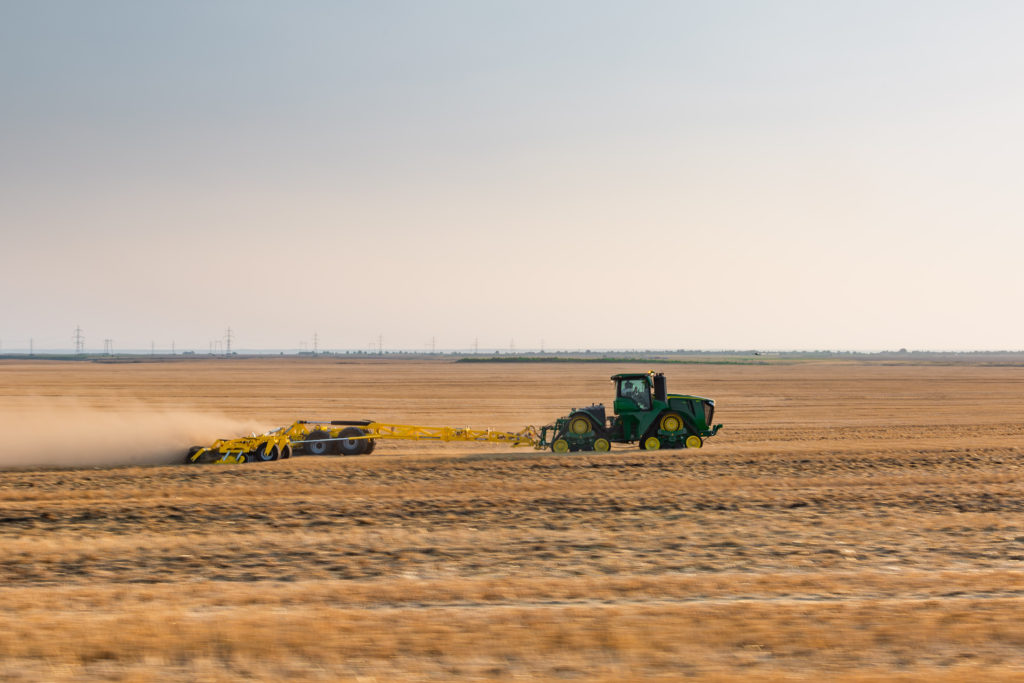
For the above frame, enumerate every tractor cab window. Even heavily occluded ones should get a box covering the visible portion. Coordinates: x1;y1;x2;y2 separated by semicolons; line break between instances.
618;378;651;410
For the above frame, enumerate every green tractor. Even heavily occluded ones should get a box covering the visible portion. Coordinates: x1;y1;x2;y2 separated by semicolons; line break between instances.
540;372;722;453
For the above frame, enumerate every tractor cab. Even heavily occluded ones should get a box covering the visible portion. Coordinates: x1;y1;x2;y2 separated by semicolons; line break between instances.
611;372;664;440
613;372;656;413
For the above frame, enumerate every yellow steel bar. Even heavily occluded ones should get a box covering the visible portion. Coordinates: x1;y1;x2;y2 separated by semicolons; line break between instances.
359;422;538;447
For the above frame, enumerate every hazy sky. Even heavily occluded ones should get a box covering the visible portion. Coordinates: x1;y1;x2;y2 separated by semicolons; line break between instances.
2;1;1022;352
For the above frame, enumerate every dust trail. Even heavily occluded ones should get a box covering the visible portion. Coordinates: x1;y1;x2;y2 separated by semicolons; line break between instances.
0;400;268;469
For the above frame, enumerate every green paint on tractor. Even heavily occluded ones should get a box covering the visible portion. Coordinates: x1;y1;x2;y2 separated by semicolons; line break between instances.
539;372;722;452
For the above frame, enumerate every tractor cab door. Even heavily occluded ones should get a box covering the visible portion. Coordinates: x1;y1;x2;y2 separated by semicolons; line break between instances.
614;377;652;413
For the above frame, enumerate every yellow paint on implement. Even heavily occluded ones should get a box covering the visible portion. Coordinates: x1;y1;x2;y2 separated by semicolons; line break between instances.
187;420;543;464
355;422;539;447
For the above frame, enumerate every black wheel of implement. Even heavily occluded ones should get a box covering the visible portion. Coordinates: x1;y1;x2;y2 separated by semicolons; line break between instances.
281;445;292;459
337;427;366;456
186;446;202;463
252;443;279;462
363;438;376;455
305;430;331;455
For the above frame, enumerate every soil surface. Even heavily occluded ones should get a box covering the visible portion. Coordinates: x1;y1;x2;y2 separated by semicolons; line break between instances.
0;358;1022;681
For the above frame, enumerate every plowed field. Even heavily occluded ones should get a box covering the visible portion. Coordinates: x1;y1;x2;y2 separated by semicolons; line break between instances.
0;358;1023;681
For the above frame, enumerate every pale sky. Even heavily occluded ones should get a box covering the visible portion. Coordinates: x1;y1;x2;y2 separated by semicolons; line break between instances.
2;1;1022;352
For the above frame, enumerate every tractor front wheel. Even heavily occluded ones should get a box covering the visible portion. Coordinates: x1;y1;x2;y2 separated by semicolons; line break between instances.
659;412;685;433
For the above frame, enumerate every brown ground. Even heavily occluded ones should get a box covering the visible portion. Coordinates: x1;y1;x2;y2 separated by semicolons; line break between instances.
0;357;1023;681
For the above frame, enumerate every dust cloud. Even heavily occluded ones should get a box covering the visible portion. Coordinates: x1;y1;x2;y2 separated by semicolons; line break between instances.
0;401;267;470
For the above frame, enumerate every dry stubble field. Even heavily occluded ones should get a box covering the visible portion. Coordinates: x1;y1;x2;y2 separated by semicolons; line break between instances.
0;357;1023;681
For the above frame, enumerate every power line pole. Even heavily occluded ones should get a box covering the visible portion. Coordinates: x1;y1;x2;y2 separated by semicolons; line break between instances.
474;337;479;355
150;341;155;356
103;339;113;356
171;340;175;355
377;334;383;355
29;338;33;356
73;326;84;355
225;327;233;355
313;332;318;355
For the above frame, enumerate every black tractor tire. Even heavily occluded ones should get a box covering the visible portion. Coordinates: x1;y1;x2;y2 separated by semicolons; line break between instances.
305;430;331;455
363;439;376;455
337;427;367;456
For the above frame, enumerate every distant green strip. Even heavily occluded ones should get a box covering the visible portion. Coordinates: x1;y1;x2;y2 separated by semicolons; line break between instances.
455;356;768;365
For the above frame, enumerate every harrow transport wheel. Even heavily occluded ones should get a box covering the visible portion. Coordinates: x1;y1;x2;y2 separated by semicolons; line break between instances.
569;416;592;435
593;438;611;452
642;436;661;451
659;412;684;433
337;427;366;456
186;446;202;463
252;444;278;462
306;430;331;455
552;438;570;453
685;435;703;449
363;439;376;455
281;446;292;459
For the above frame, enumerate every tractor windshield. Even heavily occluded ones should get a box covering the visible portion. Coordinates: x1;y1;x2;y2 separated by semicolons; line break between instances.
704;400;714;428
618;378;651;410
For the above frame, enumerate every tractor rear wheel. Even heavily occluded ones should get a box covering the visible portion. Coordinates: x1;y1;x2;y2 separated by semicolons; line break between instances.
338;427;367;456
568;415;593;435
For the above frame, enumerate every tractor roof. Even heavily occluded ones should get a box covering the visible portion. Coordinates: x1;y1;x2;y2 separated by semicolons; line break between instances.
610;373;652;381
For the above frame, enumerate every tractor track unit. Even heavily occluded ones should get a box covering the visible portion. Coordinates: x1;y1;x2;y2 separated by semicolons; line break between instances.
186;371;722;464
